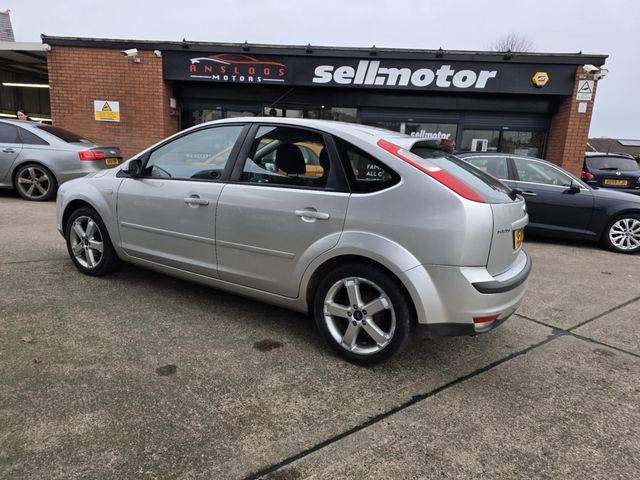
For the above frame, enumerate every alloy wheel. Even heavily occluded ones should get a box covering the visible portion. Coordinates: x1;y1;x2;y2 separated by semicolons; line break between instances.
323;276;396;355
17;166;52;200
69;216;104;269
609;217;640;251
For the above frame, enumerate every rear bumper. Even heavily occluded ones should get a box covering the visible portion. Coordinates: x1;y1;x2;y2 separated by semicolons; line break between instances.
402;249;531;336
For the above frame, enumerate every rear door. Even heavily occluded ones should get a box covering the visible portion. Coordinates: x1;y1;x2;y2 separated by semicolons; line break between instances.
216;124;349;298
511;156;595;234
117;124;246;277
0;123;22;182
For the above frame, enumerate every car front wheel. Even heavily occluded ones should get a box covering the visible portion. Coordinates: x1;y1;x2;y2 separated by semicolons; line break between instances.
314;264;415;365
65;207;121;275
602;213;640;254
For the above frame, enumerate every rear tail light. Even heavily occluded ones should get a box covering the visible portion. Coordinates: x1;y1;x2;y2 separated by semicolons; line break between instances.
79;150;106;161
473;315;499;325
377;139;485;203
581;171;595;181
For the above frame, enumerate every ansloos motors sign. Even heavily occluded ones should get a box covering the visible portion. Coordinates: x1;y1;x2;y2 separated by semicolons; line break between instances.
312;61;497;89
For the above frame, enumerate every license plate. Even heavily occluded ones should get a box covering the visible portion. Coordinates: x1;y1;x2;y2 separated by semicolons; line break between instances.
513;228;524;250
105;158;120;166
603;179;628;186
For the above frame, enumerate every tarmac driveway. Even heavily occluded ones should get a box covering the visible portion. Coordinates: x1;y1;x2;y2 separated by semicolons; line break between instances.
1;191;639;479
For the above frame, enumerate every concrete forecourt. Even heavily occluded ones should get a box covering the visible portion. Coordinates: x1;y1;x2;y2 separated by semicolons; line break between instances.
1;192;639;479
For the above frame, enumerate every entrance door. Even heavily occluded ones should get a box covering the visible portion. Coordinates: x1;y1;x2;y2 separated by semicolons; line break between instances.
117;124;246;277
216;124;349;297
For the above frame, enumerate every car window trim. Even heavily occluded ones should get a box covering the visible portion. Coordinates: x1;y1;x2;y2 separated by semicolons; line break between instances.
136;123;251;183
510;156;590;190
227;122;351;193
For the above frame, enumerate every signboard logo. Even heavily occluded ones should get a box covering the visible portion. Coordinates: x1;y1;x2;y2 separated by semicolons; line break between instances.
312;61;498;89
532;71;549;88
188;54;287;83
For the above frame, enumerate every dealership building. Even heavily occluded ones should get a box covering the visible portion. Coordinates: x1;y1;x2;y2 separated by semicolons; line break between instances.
2;34;608;175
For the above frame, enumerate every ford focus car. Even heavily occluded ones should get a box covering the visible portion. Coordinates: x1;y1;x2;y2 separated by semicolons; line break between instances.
56;118;531;364
0;119;122;201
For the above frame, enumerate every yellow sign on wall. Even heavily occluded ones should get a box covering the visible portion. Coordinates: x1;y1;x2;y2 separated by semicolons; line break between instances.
94;100;120;122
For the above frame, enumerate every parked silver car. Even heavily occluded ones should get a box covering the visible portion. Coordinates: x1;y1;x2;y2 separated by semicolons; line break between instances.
56;118;531;364
0;119;122;201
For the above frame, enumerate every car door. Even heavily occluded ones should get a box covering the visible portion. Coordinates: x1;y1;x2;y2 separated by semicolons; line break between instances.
510;156;595;235
216;124;349;298
117;124;247;277
0;122;23;182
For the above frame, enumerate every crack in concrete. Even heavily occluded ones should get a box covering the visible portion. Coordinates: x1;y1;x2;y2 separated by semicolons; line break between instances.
243;331;562;480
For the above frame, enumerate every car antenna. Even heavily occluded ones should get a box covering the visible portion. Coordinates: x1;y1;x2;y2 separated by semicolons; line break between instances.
265;87;296;114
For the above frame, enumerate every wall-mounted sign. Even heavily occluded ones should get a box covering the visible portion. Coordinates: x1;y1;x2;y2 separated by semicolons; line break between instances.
94;100;120;122
163;51;577;95
576;80;594;101
578;102;588;113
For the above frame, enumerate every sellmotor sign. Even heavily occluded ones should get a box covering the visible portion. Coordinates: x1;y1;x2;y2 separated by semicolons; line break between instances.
163;51;577;95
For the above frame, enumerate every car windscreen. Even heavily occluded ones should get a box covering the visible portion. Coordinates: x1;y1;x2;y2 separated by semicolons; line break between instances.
36;125;94;145
411;147;514;203
586;156;639;172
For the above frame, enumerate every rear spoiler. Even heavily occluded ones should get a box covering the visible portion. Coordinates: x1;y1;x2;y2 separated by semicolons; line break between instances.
380;137;455;154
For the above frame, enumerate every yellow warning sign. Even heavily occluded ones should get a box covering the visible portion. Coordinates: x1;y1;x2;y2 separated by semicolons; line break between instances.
94;100;120;122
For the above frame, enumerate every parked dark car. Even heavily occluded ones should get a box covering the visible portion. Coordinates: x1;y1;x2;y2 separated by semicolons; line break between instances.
456;152;640;254
581;152;640;195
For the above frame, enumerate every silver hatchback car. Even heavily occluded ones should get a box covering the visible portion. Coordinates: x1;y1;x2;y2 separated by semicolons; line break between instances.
0;119;122;201
56;118;531;364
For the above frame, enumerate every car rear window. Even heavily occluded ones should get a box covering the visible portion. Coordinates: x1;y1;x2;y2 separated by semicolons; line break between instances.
586;156;639;172
36;125;94;144
411;147;514;203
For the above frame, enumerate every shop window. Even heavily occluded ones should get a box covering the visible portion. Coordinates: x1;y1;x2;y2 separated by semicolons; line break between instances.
500;131;545;158
405;123;458;142
241;126;329;188
460;129;500;152
143;125;244;180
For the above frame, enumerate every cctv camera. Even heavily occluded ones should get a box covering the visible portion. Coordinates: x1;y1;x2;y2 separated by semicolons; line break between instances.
583;64;599;74
153;50;162;58
121;48;139;57
594;68;609;81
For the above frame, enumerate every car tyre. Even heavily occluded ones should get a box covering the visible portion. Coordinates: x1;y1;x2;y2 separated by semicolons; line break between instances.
602;213;640;254
314;264;415;365
65;207;121;276
14;163;58;201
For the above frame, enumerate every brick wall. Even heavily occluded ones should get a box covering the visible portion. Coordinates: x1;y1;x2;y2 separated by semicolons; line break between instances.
546;68;598;176
48;47;178;159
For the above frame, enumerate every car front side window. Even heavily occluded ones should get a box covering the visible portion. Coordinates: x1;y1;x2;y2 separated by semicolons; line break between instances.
513;157;573;187
143;125;244;180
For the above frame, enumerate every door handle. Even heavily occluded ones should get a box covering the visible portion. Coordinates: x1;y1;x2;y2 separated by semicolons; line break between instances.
295;209;330;220
184;195;209;206
521;191;537;197
2;148;15;154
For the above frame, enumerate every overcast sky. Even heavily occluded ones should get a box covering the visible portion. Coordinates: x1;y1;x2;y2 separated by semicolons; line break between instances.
8;0;640;138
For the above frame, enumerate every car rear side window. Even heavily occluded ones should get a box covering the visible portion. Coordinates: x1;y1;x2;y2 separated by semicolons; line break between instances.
335;138;399;193
586;156;639;172
36;125;94;144
411;147;513;203
241;126;330;189
0;123;19;143
464;156;509;180
17;127;49;145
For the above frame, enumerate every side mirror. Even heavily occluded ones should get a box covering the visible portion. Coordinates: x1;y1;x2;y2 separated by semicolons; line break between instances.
122;158;142;178
568;180;582;193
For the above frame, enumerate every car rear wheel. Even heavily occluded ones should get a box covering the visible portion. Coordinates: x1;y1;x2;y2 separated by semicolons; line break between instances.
14;163;57;201
602;213;640;254
65;207;121;276
314;264;415;365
